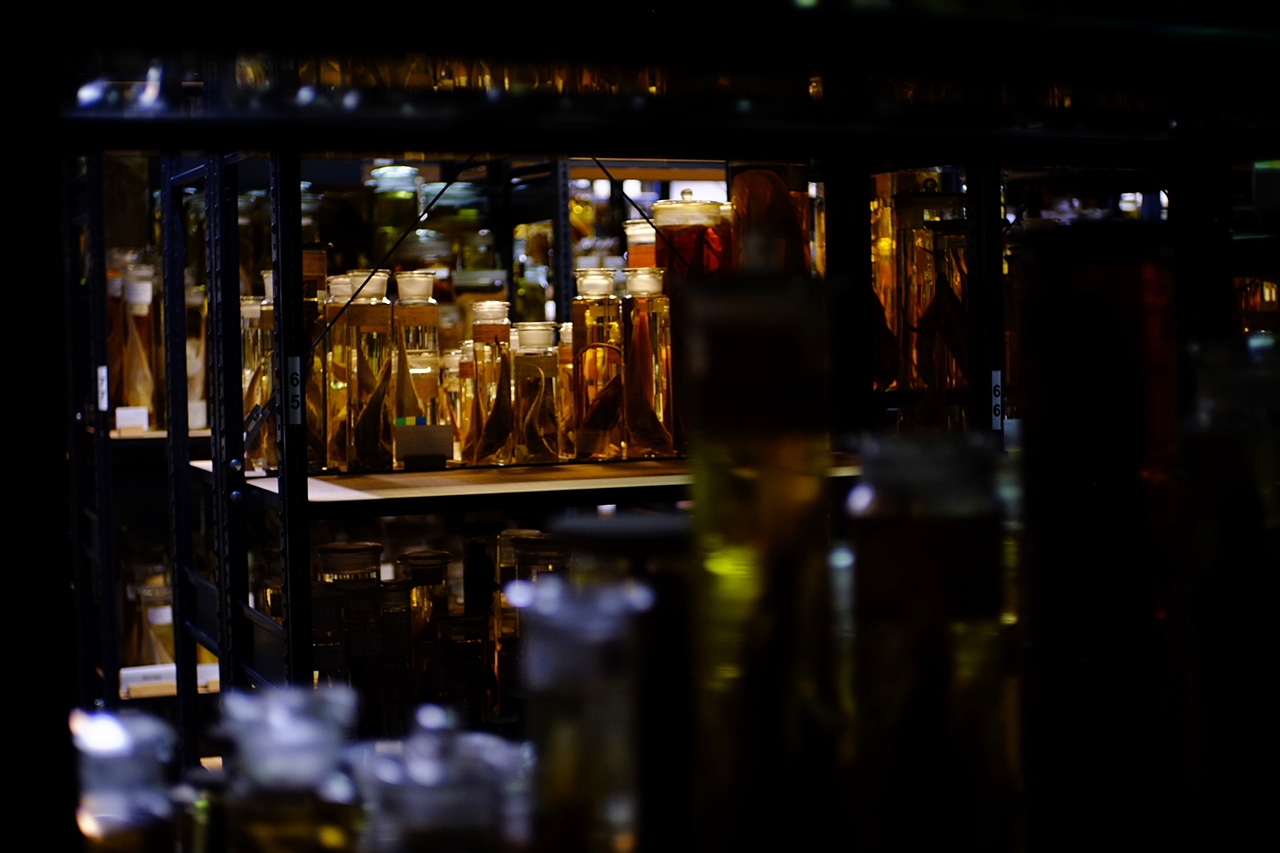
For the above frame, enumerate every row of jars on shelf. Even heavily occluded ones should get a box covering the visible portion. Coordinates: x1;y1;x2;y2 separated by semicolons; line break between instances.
239;264;678;475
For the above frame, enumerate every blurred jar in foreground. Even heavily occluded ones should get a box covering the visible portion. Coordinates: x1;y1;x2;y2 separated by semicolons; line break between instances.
72;709;176;853
844;435;1014;852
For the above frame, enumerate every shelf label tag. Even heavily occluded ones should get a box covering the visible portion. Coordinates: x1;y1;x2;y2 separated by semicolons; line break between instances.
991;370;1003;431
287;357;302;425
97;365;109;412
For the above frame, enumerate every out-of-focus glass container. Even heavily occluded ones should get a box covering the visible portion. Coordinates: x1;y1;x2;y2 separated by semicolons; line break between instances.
512;321;560;465
398;549;452;706
507;576;652;853
72;709;176;853
622;267;674;458
370;165;422;269
471;301;515;466
220;687;360;853
439;348;462;462
844;436;1011;851
728;162;811;275
571;269;625;460
623;219;657;269
652;189;726;283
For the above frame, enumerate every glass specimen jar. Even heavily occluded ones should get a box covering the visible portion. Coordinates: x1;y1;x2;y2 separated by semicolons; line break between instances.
346;270;395;473
72;709;176;853
323;275;352;471
393;270;451;470
622;267;675;458
471;301;515;466
121;263;160;430
557;322;576;461
512;321;560;464
571;268;625;460
623;218;657;268
398;548;452;706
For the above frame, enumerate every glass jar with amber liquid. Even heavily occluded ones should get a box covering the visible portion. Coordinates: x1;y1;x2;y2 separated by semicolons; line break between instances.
622;267;675;458
346;270;395;473
471;301;515;466
571;269;624;460
512;321;560;464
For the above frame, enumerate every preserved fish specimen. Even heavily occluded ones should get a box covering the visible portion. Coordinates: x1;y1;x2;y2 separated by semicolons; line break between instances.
346;270;395;473
472;301;515;466
513;321;560;464
323;276;351;471
393;270;442;470
572;269;625;460
622;268;674;458
459;341;479;465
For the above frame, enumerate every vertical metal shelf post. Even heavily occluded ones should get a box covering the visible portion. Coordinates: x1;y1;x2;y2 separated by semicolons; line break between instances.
965;162;1005;435
552;157;574;322
206;152;250;691
85;151;122;708
270;151;313;686
160;152;201;766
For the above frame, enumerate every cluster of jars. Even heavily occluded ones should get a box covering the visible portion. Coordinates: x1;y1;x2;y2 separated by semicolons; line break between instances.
250;263;680;475
312;528;572;739
452;265;679;467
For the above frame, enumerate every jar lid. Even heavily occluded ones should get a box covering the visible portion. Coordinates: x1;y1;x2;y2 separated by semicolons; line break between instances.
513;321;556;350
371;165;420;193
318;541;383;574
261;270;274;300
350;270;389;299
399;549;451;585
443;349;461;370
397;270;435;301
472;300;510;323
624;267;664;295
574;268;614;296
623;219;656;241
559;322;573;345
651;188;722;225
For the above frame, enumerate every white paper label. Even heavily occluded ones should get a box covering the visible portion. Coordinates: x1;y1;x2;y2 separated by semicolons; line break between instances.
991;370;1003;430
97;365;109;412
287;357;303;425
116;406;150;431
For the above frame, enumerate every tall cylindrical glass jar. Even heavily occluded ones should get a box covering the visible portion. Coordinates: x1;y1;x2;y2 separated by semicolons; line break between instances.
471;301;515;466
571;268;624;460
323;275;352;471
622;267;674;458
122;263;160;430
557;322;576;461
512;321;560;464
346;270;395;473
394;270;449;470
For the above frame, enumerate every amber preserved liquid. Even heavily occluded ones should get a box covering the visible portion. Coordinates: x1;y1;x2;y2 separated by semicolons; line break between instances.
472;325;515;466
393;301;442;468
123;296;158;427
228;790;358;853
514;350;560;464
324;298;349;471
458;351;479;465
346;301;395;473
655;223;726;281
623;292;674;458
572;296;625;460
302;248;328;472
557;335;576;461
